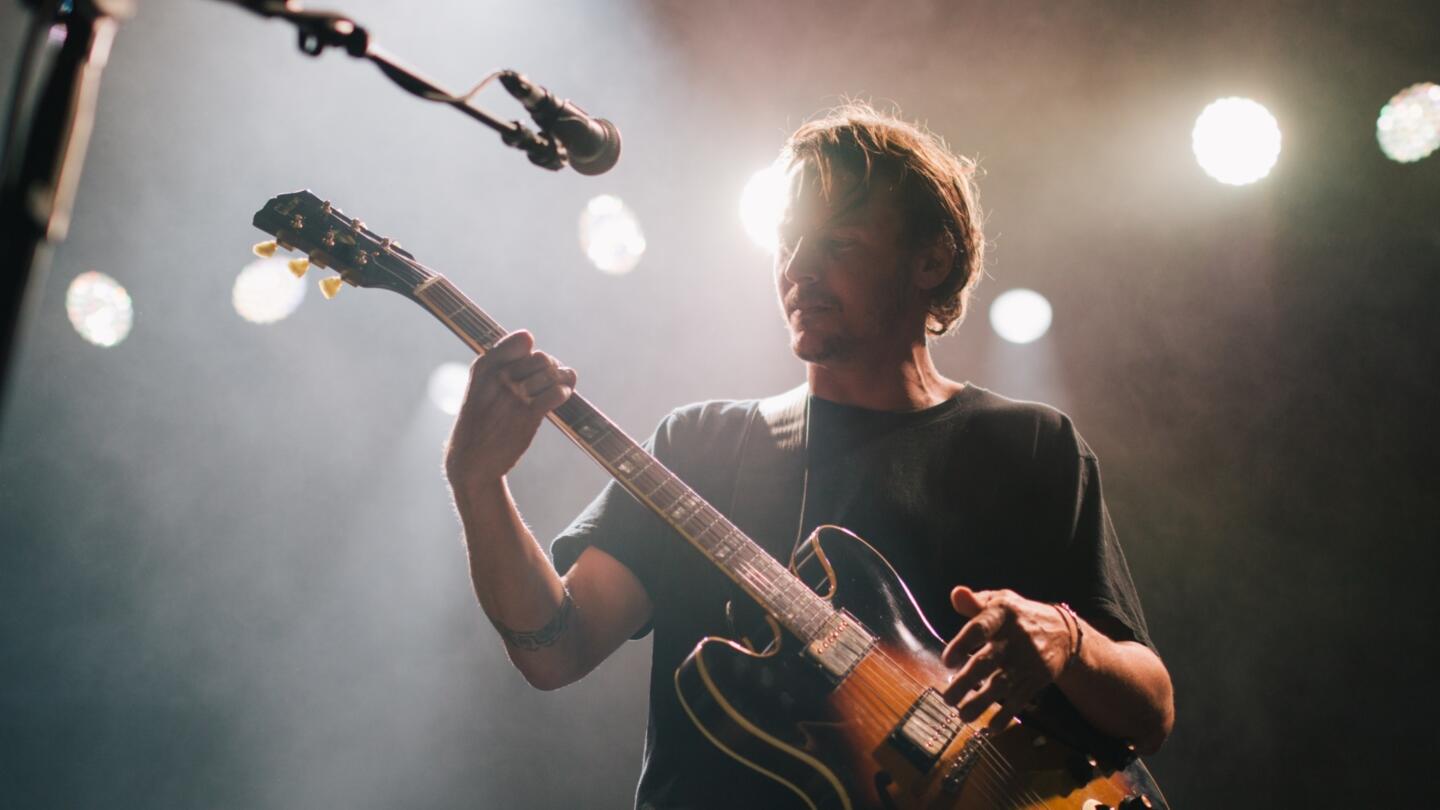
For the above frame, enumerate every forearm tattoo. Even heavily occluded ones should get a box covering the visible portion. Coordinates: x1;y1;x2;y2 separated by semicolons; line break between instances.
496;587;575;651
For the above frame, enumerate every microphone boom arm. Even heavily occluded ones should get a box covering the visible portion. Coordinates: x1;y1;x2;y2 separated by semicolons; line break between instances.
223;0;568;170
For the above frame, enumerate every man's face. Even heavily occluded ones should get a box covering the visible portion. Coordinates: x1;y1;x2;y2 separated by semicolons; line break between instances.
774;162;927;365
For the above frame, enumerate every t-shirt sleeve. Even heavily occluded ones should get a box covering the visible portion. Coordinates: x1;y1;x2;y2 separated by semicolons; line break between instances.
1048;421;1157;653
549;412;682;638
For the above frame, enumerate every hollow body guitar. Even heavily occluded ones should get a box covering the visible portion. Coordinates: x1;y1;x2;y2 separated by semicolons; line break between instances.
252;190;1169;810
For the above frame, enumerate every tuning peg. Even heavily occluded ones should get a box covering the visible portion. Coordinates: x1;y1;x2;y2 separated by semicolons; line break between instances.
287;257;310;278
252;240;278;258
319;276;344;299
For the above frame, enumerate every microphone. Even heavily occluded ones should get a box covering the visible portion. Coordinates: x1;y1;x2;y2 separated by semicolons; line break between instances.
499;71;621;176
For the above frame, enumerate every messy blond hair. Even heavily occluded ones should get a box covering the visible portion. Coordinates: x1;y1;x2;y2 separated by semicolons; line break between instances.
781;103;984;336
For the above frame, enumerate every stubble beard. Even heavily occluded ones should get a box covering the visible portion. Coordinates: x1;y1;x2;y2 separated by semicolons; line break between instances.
790;327;854;365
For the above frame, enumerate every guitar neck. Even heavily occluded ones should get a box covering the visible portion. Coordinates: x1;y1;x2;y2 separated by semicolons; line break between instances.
411;274;835;642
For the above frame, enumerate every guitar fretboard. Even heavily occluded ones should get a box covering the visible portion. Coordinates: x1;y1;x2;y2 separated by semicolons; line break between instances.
411;274;836;643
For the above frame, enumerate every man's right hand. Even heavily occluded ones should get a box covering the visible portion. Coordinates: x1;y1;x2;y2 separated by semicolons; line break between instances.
445;330;578;490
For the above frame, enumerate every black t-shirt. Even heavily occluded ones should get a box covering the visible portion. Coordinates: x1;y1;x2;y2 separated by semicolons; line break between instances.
551;385;1154;810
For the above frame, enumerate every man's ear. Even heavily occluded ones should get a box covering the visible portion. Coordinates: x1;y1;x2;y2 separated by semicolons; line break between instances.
912;234;956;292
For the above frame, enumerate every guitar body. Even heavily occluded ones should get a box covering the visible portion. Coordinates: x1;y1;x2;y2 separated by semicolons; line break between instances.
676;529;1169;810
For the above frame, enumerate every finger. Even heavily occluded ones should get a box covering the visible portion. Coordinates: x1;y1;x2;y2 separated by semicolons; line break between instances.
941;643;998;704
942;606;1004;667
511;353;562;393
466;355;524;411
503;351;556;382
531;381;574;413
951;585;989;618
456;354;504;414
986;675;1042;734
956;669;1010;724
469;338;534;393
489;329;535;360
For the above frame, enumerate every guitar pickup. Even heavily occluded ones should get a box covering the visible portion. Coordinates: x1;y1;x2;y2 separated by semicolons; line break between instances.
890;688;965;774
804;610;875;682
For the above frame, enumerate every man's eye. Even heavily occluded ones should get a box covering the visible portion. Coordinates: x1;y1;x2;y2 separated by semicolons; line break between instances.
825;238;854;252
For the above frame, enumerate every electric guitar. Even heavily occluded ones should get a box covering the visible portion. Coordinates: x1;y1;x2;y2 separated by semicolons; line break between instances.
251;190;1170;810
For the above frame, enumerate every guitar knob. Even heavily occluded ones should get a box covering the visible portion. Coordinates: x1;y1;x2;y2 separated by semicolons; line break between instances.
287;257;310;278
319;276;344;299
1120;796;1153;809
252;240;278;258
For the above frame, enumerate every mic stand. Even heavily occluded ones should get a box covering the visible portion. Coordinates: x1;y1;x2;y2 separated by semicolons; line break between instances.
226;1;567;171
0;0;135;425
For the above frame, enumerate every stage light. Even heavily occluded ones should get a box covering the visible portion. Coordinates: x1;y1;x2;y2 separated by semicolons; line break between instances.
233;257;307;325
1192;97;1282;185
989;288;1052;344
428;361;471;416
1377;82;1440;163
65;271;133;347
740;164;788;251
578;194;645;275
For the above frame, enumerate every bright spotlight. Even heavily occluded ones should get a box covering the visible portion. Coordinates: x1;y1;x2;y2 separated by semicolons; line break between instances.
578;194;645;275
739;164;789;251
233;257;306;324
1377;82;1440;163
989;288;1053;345
65;271;133;347
1192;97;1282;185
428;361;471;416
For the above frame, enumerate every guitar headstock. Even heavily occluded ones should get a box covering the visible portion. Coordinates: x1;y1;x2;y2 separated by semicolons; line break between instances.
251;190;429;300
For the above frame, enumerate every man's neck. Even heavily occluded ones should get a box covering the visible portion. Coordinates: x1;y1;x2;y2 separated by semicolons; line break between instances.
805;343;965;412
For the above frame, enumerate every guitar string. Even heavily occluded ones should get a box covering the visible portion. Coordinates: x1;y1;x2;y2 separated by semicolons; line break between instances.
428;283;1060;808
843;658;1035;809
825;667;1015;809
856;649;1048;808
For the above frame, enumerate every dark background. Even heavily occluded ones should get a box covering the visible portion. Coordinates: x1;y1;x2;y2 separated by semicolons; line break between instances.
2;1;1437;807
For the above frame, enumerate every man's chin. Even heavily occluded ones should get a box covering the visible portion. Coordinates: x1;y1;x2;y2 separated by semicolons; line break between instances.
790;333;846;365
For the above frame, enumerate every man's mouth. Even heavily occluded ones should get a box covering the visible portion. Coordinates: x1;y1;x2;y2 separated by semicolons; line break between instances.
789;296;837;315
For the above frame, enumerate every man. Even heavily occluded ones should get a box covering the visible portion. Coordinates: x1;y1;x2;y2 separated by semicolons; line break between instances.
444;104;1174;809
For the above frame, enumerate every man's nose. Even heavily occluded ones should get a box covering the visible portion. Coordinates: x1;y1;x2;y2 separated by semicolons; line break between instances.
778;235;818;285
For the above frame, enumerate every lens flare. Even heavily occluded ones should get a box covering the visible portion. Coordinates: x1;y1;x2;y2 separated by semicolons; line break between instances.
428;361;471;416
989;289;1053;345
1377;82;1440;163
65;271;134;347
739;164;789;252
1192;97;1282;185
579;194;646;275
233;257;307;324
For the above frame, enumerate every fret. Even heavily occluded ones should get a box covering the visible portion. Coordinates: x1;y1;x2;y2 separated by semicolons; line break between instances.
571;412;613;447
654;481;692;514
640;469;671;499
589;429;629;461
665;491;703;525
687;512;727;552
710;528;743;561
679;505;720;541
611;444;647;477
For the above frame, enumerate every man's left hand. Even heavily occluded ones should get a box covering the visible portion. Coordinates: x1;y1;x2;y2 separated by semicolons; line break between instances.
939;586;1074;732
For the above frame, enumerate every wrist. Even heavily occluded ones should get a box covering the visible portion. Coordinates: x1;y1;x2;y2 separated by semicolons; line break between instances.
1053;601;1084;675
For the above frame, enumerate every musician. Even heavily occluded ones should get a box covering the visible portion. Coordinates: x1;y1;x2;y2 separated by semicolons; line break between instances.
444;104;1174;808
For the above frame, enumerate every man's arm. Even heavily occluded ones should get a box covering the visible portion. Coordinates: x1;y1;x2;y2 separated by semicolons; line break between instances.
445;330;652;690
